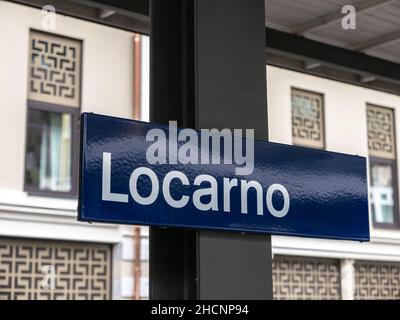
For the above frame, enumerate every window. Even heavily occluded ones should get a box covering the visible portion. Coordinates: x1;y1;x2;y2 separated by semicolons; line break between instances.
24;30;82;196
291;88;325;149
25;102;79;195
367;104;399;227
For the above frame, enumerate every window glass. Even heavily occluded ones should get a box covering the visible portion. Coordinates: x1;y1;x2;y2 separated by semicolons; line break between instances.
370;163;395;224
25;109;72;192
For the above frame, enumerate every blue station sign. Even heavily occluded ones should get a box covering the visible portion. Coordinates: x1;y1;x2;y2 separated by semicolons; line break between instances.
78;113;369;241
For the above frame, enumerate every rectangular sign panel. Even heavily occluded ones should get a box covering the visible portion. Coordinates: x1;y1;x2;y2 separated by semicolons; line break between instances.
78;113;369;241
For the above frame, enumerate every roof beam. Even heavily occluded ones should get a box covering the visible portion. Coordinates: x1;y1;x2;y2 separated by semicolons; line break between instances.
304;60;321;70
266;27;400;83
353;30;400;51
98;8;115;19
10;0;150;34
293;0;397;35
71;0;149;17
359;74;376;83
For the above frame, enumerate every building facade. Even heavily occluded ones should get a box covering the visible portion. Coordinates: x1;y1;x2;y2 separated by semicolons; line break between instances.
268;66;400;300
1;1;400;300
0;1;149;299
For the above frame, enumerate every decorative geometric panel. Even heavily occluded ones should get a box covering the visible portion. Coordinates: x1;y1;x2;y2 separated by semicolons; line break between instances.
0;238;111;300
292;88;324;149
367;105;396;160
28;30;81;107
354;261;400;300
272;256;341;300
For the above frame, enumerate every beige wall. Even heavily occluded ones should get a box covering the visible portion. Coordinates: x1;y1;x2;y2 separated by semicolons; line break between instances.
0;1;134;191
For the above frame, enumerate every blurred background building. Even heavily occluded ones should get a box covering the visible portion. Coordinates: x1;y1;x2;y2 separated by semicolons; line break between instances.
0;1;150;299
1;0;400;299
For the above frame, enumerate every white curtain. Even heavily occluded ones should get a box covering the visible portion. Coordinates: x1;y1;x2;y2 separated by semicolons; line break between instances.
38;112;71;192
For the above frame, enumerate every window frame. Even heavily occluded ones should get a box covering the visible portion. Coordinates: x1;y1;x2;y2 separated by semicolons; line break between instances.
24;100;80;198
290;87;326;150
366;103;399;229
369;156;400;229
24;29;83;199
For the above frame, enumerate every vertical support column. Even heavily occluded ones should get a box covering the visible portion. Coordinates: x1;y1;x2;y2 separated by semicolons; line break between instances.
149;0;272;299
149;0;197;300
341;259;355;300
195;0;271;300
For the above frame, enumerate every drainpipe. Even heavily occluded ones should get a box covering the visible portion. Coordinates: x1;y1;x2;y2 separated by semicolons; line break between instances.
133;33;142;300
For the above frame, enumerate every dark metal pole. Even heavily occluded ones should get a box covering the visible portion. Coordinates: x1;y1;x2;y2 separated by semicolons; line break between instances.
149;0;197;300
149;0;272;299
195;0;271;300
